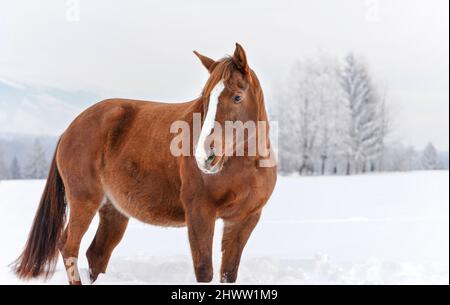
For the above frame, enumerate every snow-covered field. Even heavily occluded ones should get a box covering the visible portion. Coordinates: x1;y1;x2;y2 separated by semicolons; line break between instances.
0;171;448;285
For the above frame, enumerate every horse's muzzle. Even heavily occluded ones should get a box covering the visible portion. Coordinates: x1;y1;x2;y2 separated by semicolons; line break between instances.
201;150;225;174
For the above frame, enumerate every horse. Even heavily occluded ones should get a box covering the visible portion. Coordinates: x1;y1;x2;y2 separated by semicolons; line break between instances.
12;43;277;285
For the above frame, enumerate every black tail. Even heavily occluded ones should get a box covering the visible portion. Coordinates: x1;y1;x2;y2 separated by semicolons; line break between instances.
12;143;66;279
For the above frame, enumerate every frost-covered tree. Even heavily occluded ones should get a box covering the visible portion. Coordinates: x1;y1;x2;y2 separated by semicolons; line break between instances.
375;96;389;171
340;54;386;174
0;151;9;180
278;57;345;175
10;156;22;179
276;53;390;175
421;142;438;170
277;61;316;175
24;139;48;179
382;144;419;172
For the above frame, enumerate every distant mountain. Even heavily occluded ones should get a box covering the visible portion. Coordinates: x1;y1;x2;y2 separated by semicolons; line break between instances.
0;79;99;136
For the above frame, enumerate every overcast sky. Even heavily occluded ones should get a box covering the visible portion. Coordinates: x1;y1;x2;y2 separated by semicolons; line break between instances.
0;0;448;149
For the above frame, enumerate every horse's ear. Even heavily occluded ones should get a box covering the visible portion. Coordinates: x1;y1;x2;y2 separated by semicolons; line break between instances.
193;51;215;72
233;43;249;73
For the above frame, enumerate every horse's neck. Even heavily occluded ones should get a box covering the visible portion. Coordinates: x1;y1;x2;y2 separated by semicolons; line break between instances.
257;100;272;159
259;104;270;125
184;97;204;122
257;97;271;130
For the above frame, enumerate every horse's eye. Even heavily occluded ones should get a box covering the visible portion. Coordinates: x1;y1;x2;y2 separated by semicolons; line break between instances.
233;95;242;103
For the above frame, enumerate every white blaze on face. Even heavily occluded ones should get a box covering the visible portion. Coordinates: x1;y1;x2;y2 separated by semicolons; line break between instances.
195;80;224;174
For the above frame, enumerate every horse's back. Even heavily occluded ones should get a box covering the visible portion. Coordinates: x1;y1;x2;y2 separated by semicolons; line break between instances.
57;98;184;171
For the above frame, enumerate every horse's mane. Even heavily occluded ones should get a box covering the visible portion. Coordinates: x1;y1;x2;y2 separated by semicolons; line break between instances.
202;57;235;97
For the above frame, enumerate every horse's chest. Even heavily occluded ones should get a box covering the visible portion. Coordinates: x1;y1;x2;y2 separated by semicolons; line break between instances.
208;169;275;220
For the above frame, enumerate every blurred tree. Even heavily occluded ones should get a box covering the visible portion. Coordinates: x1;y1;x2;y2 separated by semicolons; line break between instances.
340;53;387;174
0;151;9;180
421;142;438;170
24;139;48;179
10;156;22;179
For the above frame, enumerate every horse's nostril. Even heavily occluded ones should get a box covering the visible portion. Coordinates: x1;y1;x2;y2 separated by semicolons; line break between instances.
207;153;215;162
205;150;216;166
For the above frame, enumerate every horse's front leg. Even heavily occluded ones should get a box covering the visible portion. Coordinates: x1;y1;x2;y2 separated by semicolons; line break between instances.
220;211;261;283
185;199;216;282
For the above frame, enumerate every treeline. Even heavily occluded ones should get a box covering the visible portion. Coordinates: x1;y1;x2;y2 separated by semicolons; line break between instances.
272;53;448;175
0;139;49;180
1;136;446;180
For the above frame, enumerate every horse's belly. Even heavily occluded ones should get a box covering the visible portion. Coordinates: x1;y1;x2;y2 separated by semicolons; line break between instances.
105;185;186;227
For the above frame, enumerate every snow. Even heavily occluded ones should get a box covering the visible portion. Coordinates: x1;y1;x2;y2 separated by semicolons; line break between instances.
0;171;448;285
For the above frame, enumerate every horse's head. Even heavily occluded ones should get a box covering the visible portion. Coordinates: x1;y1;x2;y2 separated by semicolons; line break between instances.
194;43;267;174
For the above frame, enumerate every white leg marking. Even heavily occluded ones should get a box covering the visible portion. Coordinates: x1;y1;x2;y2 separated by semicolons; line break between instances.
64;257;81;283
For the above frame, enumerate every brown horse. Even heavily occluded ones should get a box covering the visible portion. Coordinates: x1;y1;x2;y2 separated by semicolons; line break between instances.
13;43;277;284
